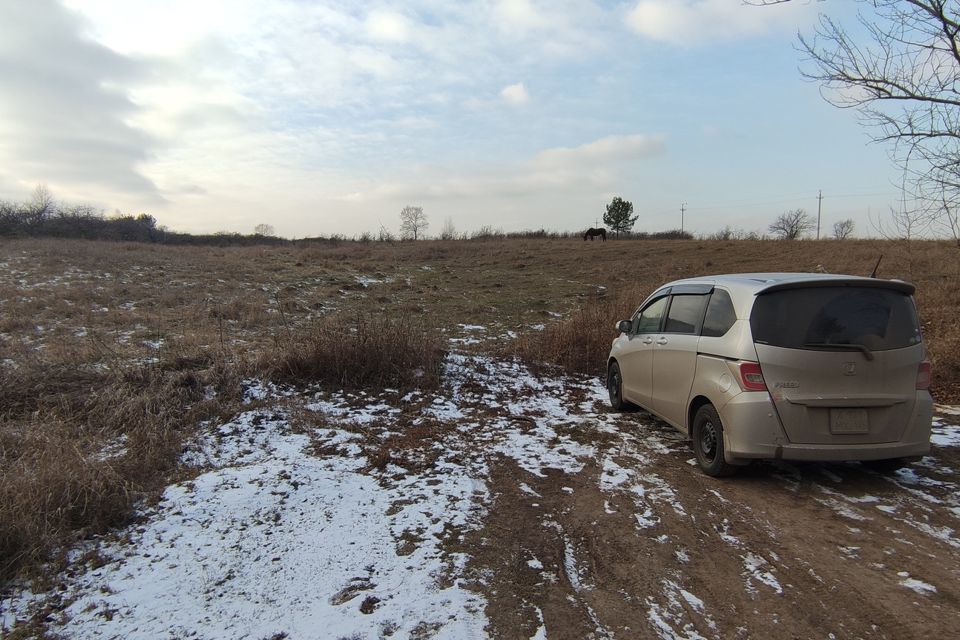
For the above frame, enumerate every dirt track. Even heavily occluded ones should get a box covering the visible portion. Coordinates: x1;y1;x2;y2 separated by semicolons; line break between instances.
463;403;960;640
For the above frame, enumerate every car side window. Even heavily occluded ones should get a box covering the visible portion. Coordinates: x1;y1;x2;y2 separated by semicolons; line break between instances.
664;294;708;334
701;289;736;337
634;296;669;334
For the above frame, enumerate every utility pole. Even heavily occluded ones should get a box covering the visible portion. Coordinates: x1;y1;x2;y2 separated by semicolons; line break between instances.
681;202;687;235
816;190;823;240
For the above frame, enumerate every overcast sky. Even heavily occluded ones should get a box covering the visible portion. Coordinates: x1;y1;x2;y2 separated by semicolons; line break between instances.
0;0;904;238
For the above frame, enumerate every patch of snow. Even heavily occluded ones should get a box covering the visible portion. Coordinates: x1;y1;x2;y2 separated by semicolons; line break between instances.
530;606;547;640
636;510;659;529
931;422;960;447
599;457;633;490
490;419;593;478
717;519;742;547
899;576;937;594
94;434;129;462
741;553;783;595
355;275;391;287
679;589;704;613
816;498;871;522
561;536;583;592
519;483;541;497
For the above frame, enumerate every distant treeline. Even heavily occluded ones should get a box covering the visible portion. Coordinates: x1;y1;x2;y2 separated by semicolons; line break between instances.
0;195;694;246
0;198;287;246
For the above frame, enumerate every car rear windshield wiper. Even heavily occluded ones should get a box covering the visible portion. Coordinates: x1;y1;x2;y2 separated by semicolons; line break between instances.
802;342;874;361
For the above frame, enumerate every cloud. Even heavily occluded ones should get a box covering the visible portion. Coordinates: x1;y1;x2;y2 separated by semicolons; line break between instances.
346;133;666;202
533;134;665;169
0;0;159;199
365;10;413;43
494;0;547;33
625;0;815;45
500;82;530;105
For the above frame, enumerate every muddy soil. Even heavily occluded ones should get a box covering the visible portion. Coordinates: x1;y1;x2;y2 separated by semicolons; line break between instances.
460;411;960;640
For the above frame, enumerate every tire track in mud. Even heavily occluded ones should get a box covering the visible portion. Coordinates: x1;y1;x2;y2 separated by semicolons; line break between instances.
459;409;960;640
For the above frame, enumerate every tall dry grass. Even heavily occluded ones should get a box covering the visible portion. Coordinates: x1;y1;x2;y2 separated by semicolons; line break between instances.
260;312;446;390
510;286;647;376
0;344;246;582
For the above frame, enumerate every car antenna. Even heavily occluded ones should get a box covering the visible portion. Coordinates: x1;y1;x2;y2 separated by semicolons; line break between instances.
869;254;883;278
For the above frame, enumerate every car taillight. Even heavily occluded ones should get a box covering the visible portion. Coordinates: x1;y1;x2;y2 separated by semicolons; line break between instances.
738;362;767;391
916;360;931;390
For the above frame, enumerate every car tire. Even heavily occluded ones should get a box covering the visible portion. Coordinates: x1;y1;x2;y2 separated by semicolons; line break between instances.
607;361;635;411
692;404;736;477
862;458;912;473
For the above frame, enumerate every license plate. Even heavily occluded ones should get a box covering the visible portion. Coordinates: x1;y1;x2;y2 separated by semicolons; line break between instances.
830;408;869;434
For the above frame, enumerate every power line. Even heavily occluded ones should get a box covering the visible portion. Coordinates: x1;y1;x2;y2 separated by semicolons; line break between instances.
650;191;897;215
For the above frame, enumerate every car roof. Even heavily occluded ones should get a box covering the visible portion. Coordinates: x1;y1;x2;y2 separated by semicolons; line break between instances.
649;273;915;317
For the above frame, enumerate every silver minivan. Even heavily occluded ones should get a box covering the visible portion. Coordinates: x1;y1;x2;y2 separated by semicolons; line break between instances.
607;273;933;476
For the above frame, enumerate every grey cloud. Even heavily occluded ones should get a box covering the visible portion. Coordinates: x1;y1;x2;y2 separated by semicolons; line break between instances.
0;0;159;198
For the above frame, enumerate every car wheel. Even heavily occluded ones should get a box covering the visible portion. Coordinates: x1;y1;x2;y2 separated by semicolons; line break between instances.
862;458;912;473
692;404;736;477
607;361;634;411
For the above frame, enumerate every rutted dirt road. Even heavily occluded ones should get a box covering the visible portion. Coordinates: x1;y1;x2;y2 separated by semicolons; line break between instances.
452;358;960;639
466;423;960;639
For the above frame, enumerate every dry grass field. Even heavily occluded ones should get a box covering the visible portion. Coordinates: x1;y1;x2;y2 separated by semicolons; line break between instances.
1;236;959;638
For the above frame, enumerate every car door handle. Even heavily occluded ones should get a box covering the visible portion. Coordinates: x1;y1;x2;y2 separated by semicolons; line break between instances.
656;337;668;345
642;337;654;344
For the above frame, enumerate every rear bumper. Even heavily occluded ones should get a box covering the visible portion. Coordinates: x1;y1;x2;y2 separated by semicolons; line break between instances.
720;390;933;463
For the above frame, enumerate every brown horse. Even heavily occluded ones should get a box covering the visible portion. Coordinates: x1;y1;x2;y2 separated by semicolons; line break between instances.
584;227;606;241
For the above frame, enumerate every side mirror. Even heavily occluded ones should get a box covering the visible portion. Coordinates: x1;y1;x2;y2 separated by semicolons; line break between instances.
617;320;632;334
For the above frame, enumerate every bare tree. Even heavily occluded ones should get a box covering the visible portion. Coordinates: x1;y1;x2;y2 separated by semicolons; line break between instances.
755;1;959;239
872;202;931;242
254;223;275;236
399;206;428;240
769;209;815;239
832;218;855;239
25;183;55;226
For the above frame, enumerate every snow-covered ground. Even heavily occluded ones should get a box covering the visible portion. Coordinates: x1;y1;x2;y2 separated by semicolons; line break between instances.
0;354;620;638
3;353;960;639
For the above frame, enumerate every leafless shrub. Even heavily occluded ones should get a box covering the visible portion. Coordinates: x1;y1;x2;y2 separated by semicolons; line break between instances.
470;225;505;240
439;217;458;241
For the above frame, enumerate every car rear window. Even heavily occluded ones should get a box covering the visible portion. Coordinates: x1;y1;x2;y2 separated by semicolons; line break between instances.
750;286;921;351
701;289;736;337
